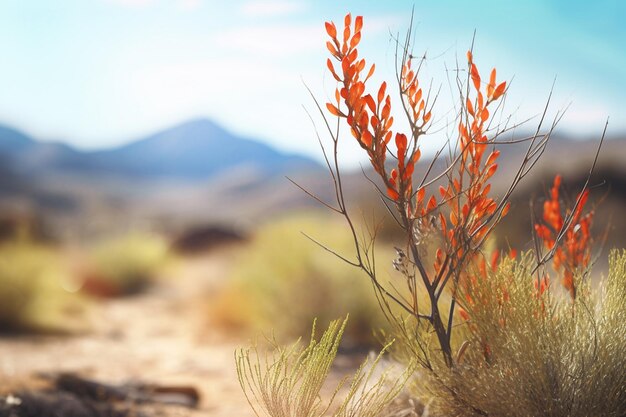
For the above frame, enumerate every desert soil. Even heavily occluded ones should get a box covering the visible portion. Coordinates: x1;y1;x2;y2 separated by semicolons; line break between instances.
0;247;256;416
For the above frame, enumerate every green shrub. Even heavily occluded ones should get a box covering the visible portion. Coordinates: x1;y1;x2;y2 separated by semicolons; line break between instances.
395;250;626;417
85;233;170;296
0;240;87;333
213;213;393;345
236;317;412;417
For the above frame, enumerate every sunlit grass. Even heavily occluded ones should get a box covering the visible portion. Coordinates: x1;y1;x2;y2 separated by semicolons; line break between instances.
236;317;412;417
391;250;626;417
85;232;170;297
212;212;396;345
0;239;88;333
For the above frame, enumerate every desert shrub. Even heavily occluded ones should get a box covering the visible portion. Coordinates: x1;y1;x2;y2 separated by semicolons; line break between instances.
0;239;87;333
85;233;169;297
236;317;412;417
213;213;393;345
394;251;625;417
237;11;623;417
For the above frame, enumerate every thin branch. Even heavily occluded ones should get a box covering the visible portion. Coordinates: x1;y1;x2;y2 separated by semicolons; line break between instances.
302;232;360;268
286;177;340;213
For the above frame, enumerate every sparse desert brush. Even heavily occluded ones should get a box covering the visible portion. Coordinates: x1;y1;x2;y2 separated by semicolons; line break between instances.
236;11;621;417
0;239;87;333
407;250;626;417
213;214;393;345
236;317;413;417
84;232;170;297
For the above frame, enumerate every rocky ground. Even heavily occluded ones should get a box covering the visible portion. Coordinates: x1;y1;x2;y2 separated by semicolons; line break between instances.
0;248;255;416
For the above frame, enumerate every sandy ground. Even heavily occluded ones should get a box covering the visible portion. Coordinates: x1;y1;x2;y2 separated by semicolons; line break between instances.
0;247;256;416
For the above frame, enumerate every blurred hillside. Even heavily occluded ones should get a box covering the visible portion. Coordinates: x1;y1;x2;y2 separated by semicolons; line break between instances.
0;120;624;250
0;119;319;179
0;119;325;239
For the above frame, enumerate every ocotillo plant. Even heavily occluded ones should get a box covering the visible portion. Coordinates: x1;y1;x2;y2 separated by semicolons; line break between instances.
313;13;593;368
236;13;622;417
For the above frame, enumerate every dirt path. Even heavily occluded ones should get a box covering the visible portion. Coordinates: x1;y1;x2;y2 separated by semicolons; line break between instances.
0;247;254;416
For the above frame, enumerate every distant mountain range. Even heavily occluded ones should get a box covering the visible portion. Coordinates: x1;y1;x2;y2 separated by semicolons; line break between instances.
0;118;624;245
0;118;330;238
0;118;321;181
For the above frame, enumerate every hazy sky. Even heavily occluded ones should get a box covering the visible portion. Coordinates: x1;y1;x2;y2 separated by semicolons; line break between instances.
0;0;624;164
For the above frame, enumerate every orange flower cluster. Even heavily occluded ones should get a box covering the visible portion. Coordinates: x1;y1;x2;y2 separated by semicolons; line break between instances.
325;14;511;304
535;175;594;298
320;12;600;368
400;57;431;135
435;52;508;275
325;14;421;210
325;15;392;175
324;14;508;236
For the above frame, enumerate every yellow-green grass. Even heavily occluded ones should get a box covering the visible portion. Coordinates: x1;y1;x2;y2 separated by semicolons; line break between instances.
212;212;399;346
85;232;170;297
0;239;88;333
391;250;626;417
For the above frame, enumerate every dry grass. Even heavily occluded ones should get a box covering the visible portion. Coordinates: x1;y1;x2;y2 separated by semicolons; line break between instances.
236;317;412;417
0;239;88;333
85;232;170;296
212;213;393;345
395;250;626;417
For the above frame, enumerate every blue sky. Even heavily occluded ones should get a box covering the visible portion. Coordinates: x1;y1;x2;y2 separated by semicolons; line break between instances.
0;0;623;165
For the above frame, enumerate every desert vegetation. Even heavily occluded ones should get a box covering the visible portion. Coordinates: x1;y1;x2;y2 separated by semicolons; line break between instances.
0;238;86;334
236;13;624;417
212;214;391;345
0;5;623;417
0;231;171;334
83;232;171;297
236;317;412;417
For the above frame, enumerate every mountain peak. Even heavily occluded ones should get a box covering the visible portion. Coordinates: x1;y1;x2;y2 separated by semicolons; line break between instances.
0;118;320;181
160;117;228;137
90;118;320;180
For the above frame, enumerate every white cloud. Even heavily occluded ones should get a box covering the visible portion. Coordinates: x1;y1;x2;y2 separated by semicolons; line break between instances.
211;15;402;58
212;23;322;56
240;0;307;17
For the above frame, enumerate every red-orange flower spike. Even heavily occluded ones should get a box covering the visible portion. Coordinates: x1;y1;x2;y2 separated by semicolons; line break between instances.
400;56;430;130
438;50;508;269
324;14;427;212
470;63;481;90
487;68;496;98
387;187;400;200
534;175;595;299
324;14;390;175
354;15;363;32
326;103;342;117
